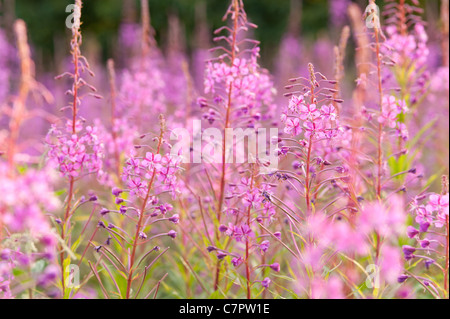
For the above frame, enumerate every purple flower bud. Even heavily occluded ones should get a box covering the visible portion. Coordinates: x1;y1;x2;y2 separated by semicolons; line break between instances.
115;198;124;205
55;218;62;225
397;275;410;283
260;240;270;253
98;221;106;228
94;246;102;253
274;232;281;240
112;187;123;197
219;225;228;233
167;230;177;239
292;161;303;170
402;245;416;256
139;232;147;240
89;194;98;201
335;166;348;174
100;208;110;216
420;239;430;248
216;252;227;260
270;263;280;272
169;214;180;224
419;222;430;233
231;257;243;267
261;277;271;288
406;226;419;238
119;206;127;214
207;246;217;253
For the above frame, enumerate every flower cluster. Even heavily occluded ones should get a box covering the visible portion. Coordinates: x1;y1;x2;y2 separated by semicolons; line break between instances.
398;191;449;298
378;95;408;129
200;0;277;129
122;149;182;199
0;163;60;237
46;121;104;179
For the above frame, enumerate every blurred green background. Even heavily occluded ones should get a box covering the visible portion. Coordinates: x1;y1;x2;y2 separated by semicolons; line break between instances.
0;0;438;70
0;0;357;65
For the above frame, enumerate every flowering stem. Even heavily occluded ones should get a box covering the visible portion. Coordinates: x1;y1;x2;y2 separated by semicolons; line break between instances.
125;129;163;299
214;0;240;292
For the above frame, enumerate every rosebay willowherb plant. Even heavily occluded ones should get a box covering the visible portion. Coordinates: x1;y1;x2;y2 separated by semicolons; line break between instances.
0;0;448;300
45;0;104;298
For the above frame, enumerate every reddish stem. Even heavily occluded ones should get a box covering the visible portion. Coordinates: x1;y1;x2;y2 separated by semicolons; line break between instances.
214;0;240;292
125;131;163;299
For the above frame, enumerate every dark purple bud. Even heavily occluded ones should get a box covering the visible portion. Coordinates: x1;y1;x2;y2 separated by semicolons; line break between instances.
261;277;271;288
139;232;147;240
94;246;102;253
98;221;106;228
112;187;123;197
335;166;348;174
119;206;127;214
231;257;243;267
403;245;416;254
167;230;177;239
115;198;124;205
260;240;270;253
274;232;281;240
100;208;110;216
108;224;115;229
55;218;62;225
397;275;410;283
207;246;217;253
89;194;98;201
406;226;419;239
292;161;303;170
408;168;417;174
420;239;430;248
216;252;227;260
270;263;281;272
419;222;430;233
402;245;416;257
219;225;228;232
169;214;180;224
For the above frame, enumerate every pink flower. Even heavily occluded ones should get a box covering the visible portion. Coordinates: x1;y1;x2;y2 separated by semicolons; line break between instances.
320;104;337;121
288;95;305;113
299;103;320;121
233;224;254;242
378;96;407;128
284;117;302;136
